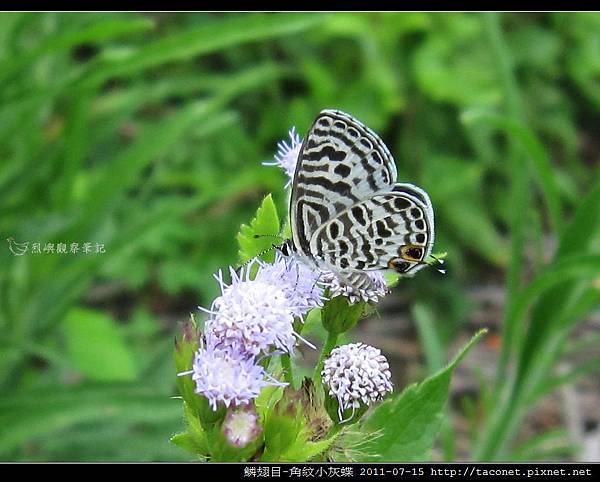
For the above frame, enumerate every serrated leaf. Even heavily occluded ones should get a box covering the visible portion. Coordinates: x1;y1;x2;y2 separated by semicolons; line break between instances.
349;329;486;461
261;410;302;461
279;430;337;462
237;193;281;264
170;432;208;457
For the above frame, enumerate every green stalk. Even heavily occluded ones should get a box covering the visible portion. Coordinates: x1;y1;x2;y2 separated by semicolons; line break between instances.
475;12;530;460
484;12;529;381
474;255;600;459
281;354;294;386
312;331;339;385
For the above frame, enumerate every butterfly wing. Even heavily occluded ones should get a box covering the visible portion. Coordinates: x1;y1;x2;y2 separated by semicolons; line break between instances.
290;109;398;260
309;183;434;277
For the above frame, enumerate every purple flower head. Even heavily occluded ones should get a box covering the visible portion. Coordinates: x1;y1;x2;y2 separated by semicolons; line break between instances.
179;338;285;411
262;127;302;188
254;251;325;320
321;342;393;422
222;403;263;448
322;270;389;304
204;266;297;356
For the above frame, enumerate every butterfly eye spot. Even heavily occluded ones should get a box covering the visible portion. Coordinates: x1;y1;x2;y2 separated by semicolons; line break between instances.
399;244;424;262
415;233;426;244
388;258;411;273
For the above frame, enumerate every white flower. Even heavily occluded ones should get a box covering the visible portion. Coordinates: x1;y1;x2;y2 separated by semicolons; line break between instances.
322;343;393;422
322;270;389;304
180;339;284;411
254;251;325;320
262;127;302;187
205;266;297;356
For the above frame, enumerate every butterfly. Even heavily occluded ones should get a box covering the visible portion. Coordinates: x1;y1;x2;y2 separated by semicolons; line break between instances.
280;109;438;291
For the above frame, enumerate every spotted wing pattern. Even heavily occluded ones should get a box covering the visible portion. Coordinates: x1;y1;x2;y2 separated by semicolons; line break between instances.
290;109;397;260
289;109;435;281
310;185;434;276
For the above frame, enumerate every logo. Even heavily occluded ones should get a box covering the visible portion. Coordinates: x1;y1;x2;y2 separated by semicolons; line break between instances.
6;237;106;256
6;237;29;256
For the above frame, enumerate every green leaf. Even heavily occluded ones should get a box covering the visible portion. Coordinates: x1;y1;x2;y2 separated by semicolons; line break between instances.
321;296;366;335
384;272;400;288
565;13;600;108
422;156;508;266
0;17;155;85
70;100;221;236
351;329;486;461
507;428;572;461
237;193;281;264
169;432;207;458
63;308;137;381
474;254;600;460
461;109;563;234
82;13;327;87
260;385;325;462
261;408;303;461
412;303;445;374
170;402;218;460
283;432;338;462
506;253;600;366
412;16;500;107
533;357;600;400
557;170;600;257
0;383;180;456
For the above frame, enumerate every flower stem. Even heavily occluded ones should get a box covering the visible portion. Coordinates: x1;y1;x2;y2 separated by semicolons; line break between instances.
281;353;294;386
313;331;339;384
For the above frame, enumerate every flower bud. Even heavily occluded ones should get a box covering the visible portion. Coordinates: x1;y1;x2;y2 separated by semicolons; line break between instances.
222;404;263;448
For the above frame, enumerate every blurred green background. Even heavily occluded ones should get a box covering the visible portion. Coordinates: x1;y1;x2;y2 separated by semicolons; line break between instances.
0;12;599;461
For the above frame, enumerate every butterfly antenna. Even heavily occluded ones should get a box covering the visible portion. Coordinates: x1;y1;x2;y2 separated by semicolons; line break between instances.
253;233;284;241
236;244;280;273
311;271;324;295
427;255;447;275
